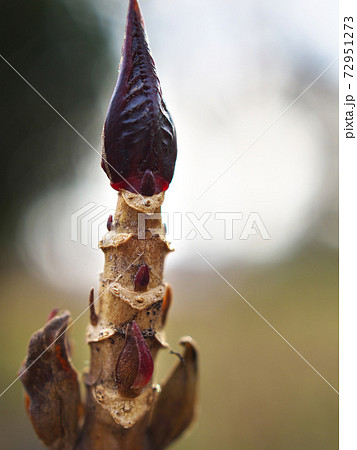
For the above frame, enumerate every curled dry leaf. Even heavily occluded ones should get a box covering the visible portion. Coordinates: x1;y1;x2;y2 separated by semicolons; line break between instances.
149;338;199;449
19;311;80;450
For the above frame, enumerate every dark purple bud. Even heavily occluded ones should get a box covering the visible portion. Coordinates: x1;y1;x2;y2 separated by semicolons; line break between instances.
115;321;154;394
107;214;113;231
140;169;156;197
89;288;98;326
134;263;150;291
101;0;177;196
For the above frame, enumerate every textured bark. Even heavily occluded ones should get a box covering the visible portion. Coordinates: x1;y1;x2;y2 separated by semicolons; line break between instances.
20;190;198;449
76;190;198;449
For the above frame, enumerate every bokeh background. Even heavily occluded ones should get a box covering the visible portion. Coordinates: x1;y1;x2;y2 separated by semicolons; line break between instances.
0;0;338;449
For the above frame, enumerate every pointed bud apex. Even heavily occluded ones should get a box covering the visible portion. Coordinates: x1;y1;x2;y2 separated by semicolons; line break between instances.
131;321;154;389
140;169;156;197
134;264;150;291
46;308;59;322
89;288;98;326
161;284;172;327
115;320;154;395
107;214;113;231
101;0;177;195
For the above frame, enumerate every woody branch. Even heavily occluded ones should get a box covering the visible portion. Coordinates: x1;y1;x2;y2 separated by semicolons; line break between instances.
20;1;198;449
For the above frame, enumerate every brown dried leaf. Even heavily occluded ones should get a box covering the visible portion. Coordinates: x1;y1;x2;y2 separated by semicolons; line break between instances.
149;337;199;449
19;311;80;450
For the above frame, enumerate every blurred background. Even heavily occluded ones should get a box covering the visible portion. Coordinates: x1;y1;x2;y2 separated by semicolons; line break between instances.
0;0;338;449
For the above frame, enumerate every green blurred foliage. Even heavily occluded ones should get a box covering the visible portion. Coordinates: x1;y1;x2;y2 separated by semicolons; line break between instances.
0;0;113;258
